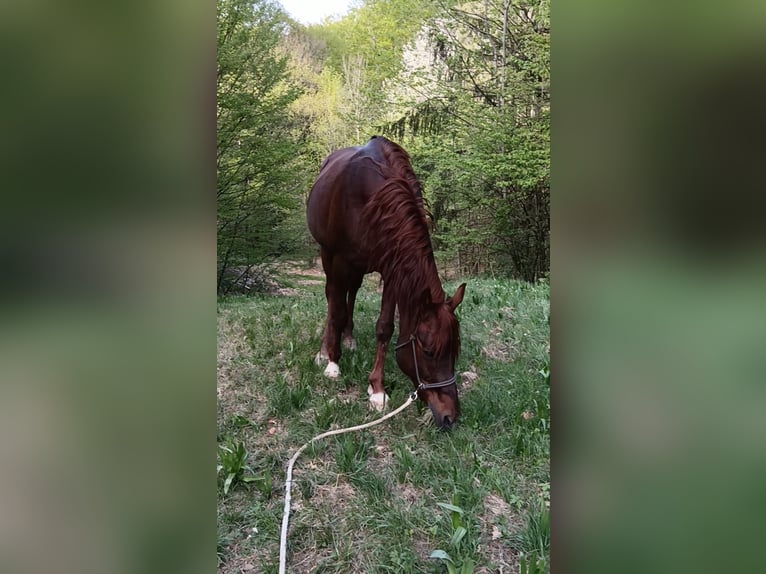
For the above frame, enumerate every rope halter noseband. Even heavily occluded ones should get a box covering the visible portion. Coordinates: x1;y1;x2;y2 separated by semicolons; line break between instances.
394;333;457;392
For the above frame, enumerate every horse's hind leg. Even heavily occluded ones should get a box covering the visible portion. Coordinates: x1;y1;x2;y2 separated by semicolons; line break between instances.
317;249;349;378
342;270;364;350
315;249;333;370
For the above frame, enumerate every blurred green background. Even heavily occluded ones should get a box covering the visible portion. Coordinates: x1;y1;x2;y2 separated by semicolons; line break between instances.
0;1;214;573
556;1;766;572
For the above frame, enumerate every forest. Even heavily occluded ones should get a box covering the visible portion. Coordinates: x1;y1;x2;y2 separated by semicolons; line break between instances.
217;0;549;292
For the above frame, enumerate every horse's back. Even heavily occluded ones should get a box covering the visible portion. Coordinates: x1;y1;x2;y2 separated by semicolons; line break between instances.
306;142;386;250
307;137;420;267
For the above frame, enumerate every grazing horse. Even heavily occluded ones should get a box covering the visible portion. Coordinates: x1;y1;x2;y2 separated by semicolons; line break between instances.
306;135;466;429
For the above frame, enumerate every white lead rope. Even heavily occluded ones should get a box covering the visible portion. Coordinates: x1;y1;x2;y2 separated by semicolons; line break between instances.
278;391;419;574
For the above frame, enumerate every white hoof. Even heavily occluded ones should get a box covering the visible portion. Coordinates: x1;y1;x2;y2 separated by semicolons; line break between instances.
315;351;328;366
367;386;389;411
342;336;356;350
323;361;340;378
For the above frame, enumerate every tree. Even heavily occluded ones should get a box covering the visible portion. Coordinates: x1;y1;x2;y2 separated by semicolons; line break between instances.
217;0;302;292
383;0;550;280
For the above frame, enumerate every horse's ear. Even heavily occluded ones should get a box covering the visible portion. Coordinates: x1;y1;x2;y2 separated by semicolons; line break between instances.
446;283;466;311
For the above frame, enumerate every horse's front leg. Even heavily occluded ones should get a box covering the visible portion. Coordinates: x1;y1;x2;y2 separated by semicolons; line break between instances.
367;287;395;411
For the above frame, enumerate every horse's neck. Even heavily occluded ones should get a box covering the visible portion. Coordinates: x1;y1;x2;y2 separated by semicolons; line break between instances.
395;248;441;292
370;191;443;326
393;257;443;335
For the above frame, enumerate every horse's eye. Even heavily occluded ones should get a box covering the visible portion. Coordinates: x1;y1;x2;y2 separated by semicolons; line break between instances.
423;349;434;358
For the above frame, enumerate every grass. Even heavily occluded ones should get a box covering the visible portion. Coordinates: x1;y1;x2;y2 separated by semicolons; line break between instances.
217;265;550;573
514;503;550;563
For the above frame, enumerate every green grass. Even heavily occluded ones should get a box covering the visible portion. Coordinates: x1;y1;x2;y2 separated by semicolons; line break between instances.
217;268;549;573
514;504;550;568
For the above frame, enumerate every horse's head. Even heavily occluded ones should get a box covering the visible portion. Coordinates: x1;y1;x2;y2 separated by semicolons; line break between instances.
396;283;466;430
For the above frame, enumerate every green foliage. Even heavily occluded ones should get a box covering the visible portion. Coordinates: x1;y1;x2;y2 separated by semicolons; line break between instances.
514;504;550;570
217;529;235;566
267;374;312;416
385;0;550;279
217;438;250;495
325;0;430;71
519;554;549;574
430;497;476;574
217;0;306;292
290;0;440;149
217;438;273;498
393;443;415;483
335;433;374;474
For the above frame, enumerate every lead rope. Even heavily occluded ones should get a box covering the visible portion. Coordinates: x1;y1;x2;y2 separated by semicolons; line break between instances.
278;390;419;574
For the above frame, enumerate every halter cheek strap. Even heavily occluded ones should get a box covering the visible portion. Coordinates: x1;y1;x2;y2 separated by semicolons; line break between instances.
394;334;457;393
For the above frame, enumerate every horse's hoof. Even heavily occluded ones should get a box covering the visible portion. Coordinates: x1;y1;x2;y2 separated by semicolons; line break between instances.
323;361;340;378
342;336;356;350
367;385;389;411
368;392;389;412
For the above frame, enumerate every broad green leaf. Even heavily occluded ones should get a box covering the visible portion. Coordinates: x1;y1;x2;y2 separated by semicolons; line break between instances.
223;473;235;495
450;526;467;548
436;502;464;514
429;549;452;562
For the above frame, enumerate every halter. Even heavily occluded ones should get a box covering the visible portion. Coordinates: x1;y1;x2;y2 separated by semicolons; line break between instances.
394;334;457;392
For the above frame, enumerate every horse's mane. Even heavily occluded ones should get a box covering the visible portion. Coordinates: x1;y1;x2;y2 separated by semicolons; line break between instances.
376;137;422;195
361;138;459;359
361;177;445;317
373;137;433;229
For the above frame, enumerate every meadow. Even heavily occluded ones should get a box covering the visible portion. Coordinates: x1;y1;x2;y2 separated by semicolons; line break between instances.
217;266;550;573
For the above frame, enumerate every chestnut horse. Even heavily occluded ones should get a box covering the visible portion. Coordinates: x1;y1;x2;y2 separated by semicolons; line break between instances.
307;136;466;429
